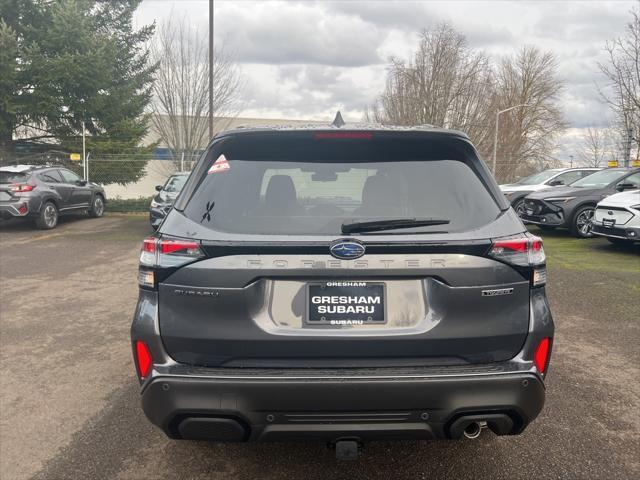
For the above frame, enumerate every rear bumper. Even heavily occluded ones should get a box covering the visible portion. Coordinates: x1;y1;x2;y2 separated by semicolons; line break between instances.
0;200;30;217
132;287;554;442
141;369;545;442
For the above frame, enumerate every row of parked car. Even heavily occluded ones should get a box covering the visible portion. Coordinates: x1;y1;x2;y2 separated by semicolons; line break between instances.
2;163;638;246
500;167;640;244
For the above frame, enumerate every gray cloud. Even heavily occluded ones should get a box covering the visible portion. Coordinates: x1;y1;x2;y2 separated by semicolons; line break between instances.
532;2;630;42
135;0;637;136
213;2;386;66
324;0;435;30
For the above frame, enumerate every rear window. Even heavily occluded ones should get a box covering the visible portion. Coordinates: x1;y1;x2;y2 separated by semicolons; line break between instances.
0;171;28;184
182;135;500;235
163;174;188;193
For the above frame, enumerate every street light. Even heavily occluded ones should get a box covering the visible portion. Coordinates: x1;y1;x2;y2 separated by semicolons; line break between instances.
492;104;531;176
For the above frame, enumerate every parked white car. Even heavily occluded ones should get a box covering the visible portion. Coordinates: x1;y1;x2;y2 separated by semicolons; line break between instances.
592;189;640;244
500;168;602;216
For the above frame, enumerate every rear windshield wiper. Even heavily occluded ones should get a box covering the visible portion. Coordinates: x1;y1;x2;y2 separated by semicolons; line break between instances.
341;218;450;234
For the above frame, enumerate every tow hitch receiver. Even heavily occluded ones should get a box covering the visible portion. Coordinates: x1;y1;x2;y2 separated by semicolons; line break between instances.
333;439;361;460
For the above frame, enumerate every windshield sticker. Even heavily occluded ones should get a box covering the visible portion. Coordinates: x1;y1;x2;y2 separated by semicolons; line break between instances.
208;154;230;174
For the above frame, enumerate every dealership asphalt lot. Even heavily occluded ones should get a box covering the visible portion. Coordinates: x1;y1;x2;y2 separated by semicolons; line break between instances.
0;215;639;480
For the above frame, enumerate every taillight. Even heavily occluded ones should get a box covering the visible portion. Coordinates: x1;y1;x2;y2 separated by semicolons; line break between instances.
488;235;546;286
135;340;153;379
159;239;201;256
9;183;35;192
534;337;552;375
138;236;204;288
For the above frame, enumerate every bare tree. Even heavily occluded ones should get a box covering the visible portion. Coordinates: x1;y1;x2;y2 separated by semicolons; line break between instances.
366;25;566;182
493;47;567;181
366;24;496;155
579;127;612;167
150;16;241;168
598;8;640;165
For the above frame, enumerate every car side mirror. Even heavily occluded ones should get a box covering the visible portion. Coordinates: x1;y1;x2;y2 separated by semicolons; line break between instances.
548;180;564;186
155;185;163;192
616;182;635;192
75;179;87;186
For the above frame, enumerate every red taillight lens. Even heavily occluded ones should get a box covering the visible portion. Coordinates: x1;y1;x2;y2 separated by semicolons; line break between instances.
489;236;545;266
142;237;156;253
140;236;157;267
489;237;546;267
534;338;551;374
488;236;546;286
10;183;35;192
138;236;204;288
159;239;201;255
135;340;153;378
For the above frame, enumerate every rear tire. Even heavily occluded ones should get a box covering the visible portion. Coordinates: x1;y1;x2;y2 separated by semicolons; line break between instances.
89;194;105;218
35;201;58;229
570;205;595;238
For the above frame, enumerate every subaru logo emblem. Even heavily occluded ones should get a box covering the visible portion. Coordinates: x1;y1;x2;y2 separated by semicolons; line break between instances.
608;210;614;216
330;240;366;260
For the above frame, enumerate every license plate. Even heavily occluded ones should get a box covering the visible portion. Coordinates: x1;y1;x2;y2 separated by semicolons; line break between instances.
0;191;11;201
306;282;385;325
603;218;615;227
526;209;534;215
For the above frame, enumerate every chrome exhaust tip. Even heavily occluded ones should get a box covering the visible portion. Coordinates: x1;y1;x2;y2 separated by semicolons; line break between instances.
463;421;483;439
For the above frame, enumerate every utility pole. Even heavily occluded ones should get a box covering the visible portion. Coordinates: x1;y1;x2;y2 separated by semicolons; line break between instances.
492;104;531;176
208;0;214;140
569;155;573;168
82;119;86;181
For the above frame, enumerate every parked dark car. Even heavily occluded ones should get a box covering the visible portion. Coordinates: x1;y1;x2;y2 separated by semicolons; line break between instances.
521;168;640;238
0;165;106;229
149;172;189;230
131;125;554;457
500;167;602;215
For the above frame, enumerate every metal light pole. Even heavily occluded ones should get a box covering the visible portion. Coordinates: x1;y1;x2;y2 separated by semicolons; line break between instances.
208;0;214;140
82;119;86;180
492;104;531;176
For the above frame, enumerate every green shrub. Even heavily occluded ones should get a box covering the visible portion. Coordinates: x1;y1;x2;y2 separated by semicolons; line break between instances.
105;196;153;213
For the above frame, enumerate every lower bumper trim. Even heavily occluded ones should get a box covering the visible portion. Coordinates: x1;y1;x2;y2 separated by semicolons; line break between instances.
142;372;545;442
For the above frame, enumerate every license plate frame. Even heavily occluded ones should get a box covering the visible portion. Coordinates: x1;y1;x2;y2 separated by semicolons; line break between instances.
306;282;386;326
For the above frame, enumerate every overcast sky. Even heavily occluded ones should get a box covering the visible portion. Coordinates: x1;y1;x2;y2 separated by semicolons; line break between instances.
134;0;637;160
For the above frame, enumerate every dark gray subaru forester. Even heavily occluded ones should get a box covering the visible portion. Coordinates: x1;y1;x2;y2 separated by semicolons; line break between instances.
131;124;554;457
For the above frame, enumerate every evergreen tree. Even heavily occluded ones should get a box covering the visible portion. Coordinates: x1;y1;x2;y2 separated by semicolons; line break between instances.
0;0;157;183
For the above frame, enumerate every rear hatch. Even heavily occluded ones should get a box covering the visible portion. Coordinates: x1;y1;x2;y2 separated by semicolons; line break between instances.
150;131;541;368
0;170;28;203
